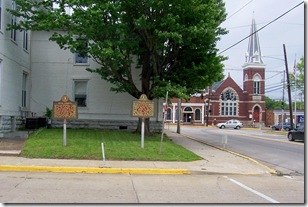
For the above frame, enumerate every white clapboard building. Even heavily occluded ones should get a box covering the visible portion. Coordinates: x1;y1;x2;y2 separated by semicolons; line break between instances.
0;0;32;136
0;0;162;136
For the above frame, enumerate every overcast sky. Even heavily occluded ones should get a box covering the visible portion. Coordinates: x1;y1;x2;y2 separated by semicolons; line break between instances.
216;0;304;101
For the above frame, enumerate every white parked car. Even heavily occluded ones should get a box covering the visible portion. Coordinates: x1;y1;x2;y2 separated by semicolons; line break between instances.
216;119;243;129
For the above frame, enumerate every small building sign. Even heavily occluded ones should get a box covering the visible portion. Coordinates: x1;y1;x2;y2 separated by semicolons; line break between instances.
53;95;78;120
132;94;155;118
298;115;304;123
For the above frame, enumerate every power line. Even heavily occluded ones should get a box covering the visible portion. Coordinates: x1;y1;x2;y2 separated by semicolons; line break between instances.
266;81;284;87
219;1;304;55
225;0;254;20
224;67;285;73
265;87;283;93
265;72;284;80
226;21;304;30
265;85;283;91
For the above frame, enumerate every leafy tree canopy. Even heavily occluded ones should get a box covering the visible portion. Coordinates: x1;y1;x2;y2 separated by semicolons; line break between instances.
265;96;283;110
8;0;228;100
291;56;304;95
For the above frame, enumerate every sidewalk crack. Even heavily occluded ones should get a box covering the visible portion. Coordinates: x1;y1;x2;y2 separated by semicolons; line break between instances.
129;174;140;203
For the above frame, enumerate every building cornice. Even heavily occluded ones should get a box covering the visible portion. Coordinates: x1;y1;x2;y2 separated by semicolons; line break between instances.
242;63;266;69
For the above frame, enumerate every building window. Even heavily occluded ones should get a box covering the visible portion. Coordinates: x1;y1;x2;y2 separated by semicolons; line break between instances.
195;109;201;121
220;89;238;116
23;30;29;51
184;107;193;112
253;75;261;94
166;108;172;120
75;39;88;64
11;0;17;41
74;80;88;107
22;73;28;107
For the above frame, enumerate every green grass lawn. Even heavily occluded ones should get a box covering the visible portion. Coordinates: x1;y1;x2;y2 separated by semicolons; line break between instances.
21;128;202;161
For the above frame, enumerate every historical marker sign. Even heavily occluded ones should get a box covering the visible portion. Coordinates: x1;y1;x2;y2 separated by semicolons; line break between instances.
132;94;155;148
53;95;78;120
53;95;78;147
132;94;155;118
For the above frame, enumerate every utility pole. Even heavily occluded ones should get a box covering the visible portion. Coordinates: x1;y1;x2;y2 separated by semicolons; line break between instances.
281;71;285;126
283;44;294;130
293;55;297;127
176;98;181;134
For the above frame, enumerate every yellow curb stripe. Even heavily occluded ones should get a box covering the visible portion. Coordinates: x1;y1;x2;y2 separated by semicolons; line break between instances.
0;165;191;175
180;133;277;175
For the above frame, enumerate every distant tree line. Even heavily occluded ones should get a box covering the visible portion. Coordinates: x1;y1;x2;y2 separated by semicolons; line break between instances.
265;96;304;110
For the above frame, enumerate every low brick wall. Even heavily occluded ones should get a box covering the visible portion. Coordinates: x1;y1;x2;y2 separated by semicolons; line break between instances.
51;119;163;133
0;116;14;133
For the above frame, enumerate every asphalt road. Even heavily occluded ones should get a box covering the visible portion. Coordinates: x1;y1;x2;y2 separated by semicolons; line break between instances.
0;171;304;203
167;125;304;175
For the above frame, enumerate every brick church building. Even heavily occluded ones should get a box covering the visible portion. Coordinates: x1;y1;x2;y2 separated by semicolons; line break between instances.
166;18;266;127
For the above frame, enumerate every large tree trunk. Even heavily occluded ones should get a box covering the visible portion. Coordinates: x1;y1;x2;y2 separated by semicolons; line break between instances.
135;118;151;136
134;40;153;136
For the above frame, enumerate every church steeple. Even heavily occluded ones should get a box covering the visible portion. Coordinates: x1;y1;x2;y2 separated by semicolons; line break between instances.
245;18;263;65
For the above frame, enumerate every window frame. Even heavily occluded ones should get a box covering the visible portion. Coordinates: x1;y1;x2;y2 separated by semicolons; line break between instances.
220;89;238;116
253;74;261;94
22;72;28;108
253;81;261;94
73;80;88;108
23;30;29;51
195;108;201;121
166;108;172;121
10;0;17;42
74;39;89;65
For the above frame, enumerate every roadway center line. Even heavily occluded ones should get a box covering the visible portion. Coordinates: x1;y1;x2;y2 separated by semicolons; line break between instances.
223;176;280;203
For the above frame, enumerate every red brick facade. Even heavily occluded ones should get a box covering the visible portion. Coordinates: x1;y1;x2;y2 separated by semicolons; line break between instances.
167;67;266;127
167;66;266;127
166;17;268;127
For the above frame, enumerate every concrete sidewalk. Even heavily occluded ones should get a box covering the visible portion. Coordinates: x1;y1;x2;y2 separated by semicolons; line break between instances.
0;129;276;175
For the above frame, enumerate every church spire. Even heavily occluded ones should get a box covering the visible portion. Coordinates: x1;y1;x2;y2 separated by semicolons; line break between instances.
245;18;263;64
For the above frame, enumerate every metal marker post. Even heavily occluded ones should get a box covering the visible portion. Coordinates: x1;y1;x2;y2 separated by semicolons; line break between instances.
132;94;154;149
63;119;67;146
160;91;168;154
101;143;105;165
141;118;145;148
53;95;78;147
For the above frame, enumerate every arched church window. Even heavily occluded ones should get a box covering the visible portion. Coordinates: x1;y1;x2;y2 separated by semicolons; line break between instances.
166;108;172;120
253;74;261;94
220;89;238;116
184;107;193;112
195;109;201;121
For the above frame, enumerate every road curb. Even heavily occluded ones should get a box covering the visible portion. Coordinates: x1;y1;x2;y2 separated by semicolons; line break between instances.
178;133;277;175
0;150;21;156
0;165;191;175
0;165;266;176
